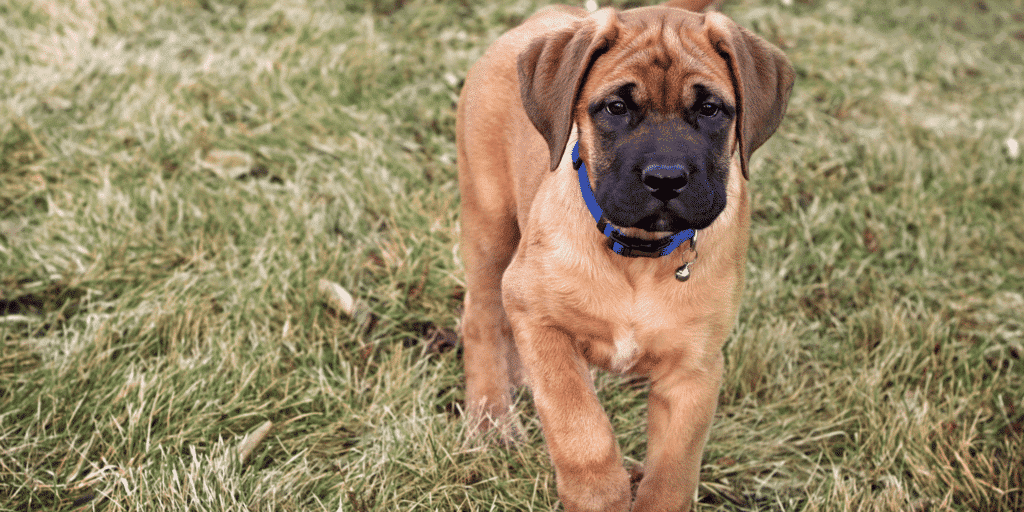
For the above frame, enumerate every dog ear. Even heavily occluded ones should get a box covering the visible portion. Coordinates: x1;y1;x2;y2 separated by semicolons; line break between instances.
518;10;619;171
705;12;794;180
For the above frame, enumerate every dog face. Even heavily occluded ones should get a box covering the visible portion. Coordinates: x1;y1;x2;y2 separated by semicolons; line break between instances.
578;30;736;233
518;7;794;233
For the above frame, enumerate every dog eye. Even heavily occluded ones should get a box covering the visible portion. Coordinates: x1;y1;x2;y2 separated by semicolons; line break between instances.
605;100;628;116
698;102;719;117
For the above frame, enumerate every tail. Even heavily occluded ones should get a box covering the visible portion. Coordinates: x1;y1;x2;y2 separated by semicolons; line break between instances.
662;0;719;11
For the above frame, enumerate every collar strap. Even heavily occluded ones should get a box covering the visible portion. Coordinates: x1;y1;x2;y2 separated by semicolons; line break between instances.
573;141;695;258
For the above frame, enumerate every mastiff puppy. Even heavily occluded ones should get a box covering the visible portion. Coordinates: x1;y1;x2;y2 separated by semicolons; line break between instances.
456;1;793;510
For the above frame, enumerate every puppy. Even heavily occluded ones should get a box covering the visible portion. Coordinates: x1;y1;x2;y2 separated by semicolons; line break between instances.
456;1;793;510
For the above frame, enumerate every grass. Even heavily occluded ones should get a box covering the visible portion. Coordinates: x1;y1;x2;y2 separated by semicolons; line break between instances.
0;0;1022;510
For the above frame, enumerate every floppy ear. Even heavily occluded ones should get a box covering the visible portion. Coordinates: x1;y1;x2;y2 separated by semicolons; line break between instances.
705;12;794;180
518;10;619;171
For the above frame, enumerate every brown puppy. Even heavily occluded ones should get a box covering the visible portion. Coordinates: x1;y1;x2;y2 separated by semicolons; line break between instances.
456;1;793;510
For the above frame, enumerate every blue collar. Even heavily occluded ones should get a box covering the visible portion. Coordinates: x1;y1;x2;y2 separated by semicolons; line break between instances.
573;141;695;258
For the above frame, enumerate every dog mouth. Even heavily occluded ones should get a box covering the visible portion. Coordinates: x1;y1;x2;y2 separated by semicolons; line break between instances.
634;211;684;234
598;184;725;235
588;155;727;237
610;206;702;235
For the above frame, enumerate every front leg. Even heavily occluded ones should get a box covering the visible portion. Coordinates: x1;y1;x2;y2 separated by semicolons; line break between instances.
632;352;724;512
512;321;631;512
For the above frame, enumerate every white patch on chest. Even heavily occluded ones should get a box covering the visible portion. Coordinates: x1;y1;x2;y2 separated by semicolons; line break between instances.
609;329;642;373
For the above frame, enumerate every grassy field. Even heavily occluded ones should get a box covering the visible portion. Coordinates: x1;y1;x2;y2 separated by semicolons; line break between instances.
1;0;1022;510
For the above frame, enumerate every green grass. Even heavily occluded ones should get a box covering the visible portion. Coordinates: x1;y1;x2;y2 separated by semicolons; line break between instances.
1;0;1022;510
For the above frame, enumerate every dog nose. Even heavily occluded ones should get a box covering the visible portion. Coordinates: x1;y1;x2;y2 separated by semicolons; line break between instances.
642;164;688;201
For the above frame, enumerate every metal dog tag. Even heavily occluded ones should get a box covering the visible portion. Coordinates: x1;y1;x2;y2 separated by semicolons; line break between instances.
675;263;691;282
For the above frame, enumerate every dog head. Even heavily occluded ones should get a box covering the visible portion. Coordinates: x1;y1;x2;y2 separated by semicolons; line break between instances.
518;7;793;234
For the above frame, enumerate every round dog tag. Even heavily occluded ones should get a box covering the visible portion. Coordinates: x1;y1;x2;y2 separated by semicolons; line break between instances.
675;264;691;282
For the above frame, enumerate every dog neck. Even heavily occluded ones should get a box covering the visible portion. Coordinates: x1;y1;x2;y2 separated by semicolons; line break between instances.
571;141;696;259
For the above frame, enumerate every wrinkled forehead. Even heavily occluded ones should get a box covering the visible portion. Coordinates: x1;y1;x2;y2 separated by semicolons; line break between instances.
582;8;734;113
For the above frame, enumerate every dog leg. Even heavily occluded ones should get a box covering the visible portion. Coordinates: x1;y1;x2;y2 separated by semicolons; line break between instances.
461;211;521;437
512;324;631;512
632;352;724;512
